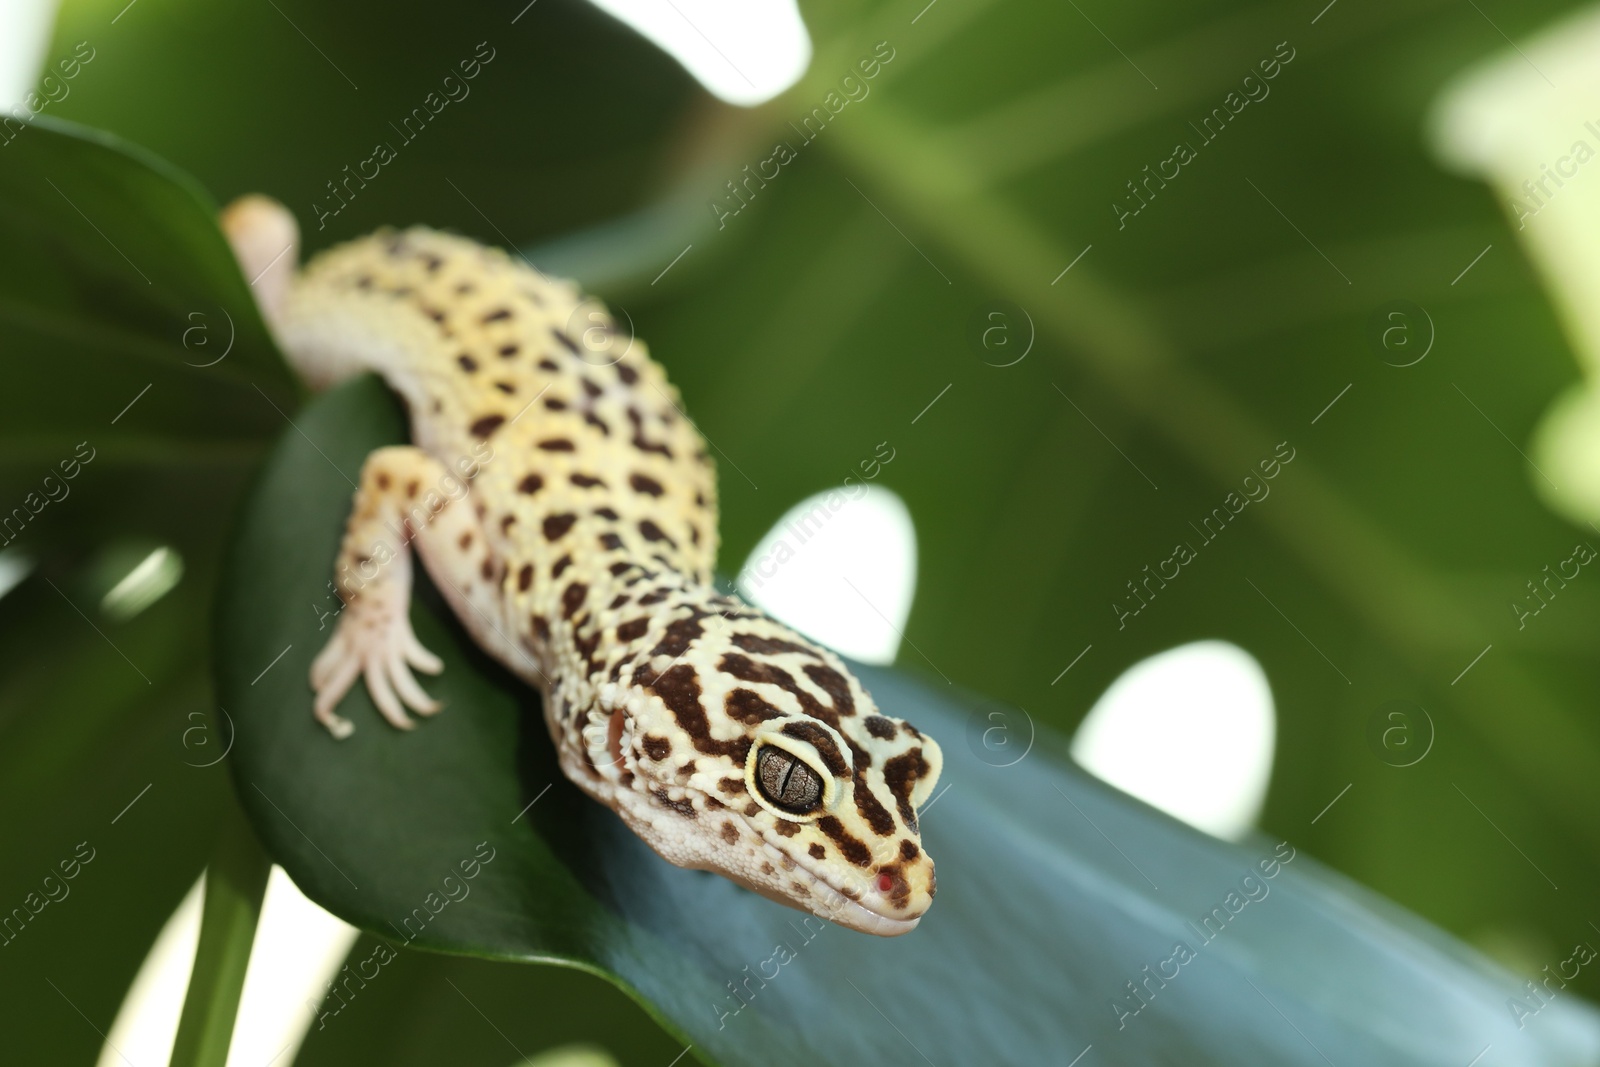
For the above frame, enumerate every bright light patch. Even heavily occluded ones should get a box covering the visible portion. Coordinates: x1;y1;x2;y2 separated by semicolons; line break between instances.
737;485;916;664
100;546;184;622
0;0;58;109
584;0;810;106
1071;641;1275;840
226;866;360;1065
98;867;358;1067
97;876;204;1067
0;547;34;602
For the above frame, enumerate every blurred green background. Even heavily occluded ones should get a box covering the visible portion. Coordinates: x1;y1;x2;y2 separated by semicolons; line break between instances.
3;0;1600;1061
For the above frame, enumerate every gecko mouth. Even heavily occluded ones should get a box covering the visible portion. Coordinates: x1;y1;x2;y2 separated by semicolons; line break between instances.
747;829;922;937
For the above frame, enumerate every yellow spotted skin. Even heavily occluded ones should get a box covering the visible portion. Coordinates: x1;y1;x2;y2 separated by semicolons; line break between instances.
223;196;942;936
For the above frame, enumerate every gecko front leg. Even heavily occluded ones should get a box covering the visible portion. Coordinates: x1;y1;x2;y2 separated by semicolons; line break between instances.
313;445;503;738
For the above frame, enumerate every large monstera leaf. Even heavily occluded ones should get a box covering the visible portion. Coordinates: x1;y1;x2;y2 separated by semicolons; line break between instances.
216;372;1600;1065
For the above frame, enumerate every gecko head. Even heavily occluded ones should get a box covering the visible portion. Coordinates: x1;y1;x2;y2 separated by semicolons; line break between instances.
591;664;942;937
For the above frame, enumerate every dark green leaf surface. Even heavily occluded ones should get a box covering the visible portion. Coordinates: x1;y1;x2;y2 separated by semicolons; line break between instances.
0;116;293;469
0;118;290;1060
219;375;1600;1066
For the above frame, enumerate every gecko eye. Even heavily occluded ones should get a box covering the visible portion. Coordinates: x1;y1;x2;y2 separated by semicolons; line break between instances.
754;745;824;814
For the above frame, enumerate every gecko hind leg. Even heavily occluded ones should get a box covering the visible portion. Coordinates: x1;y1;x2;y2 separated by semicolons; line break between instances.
313;445;501;738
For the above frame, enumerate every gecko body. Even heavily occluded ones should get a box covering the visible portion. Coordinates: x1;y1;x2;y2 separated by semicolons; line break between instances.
222;196;941;935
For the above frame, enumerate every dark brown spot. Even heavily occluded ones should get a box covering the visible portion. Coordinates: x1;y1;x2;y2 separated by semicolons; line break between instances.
544;398;568;411
552;554;572;579
376;472;392;491
817;816;871;866
718;653;841;729
609;594;631;609
580;378;603;399
538;358;560;372
538;438;575;452
772;819;800;838
865;716;897;740
637;590;669;606
570;473;605;488
543;514;577;540
470;414;505;438
647;664;748;763
761;861;776;875
583;412;610;435
651;612;705;658
517;564;533;592
551;328;579;355
627;408;674;458
809;843;827;860
853;781;896;837
480;558;496;581
733;633;813;657
725;689;782;725
518;474;544;495
599;532;624;551
719;777;747;796
721;822;739;844
406;480;419;499
458;532;473;550
617;618;649;642
498;343;519;358
561;582;588;619
617;363;639;385
639;520;674;546
900;840;920;861
629;473;665;497
482;308;512;324
500;514;516;533
594;506;620;521
457;354;478;372
805;664;856;716
494;381;516;395
531;615;551;641
883;749;931;825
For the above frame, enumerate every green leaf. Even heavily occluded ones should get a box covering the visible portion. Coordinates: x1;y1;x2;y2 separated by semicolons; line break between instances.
0;116;291;1057
219;375;1600;1065
0;116;294;469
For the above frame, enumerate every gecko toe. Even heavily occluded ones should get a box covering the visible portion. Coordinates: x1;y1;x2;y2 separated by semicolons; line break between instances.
388;650;442;715
364;659;414;730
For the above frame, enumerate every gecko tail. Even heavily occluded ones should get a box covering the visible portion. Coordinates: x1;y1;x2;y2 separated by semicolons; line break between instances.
220;194;368;392
221;194;298;333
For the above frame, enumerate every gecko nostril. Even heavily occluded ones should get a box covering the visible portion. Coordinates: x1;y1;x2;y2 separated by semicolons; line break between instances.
876;872;894;893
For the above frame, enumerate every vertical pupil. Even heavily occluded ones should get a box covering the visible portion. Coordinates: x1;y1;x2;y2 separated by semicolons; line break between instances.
758;747;819;811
